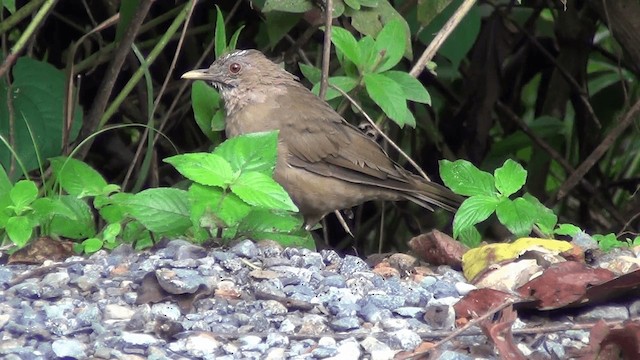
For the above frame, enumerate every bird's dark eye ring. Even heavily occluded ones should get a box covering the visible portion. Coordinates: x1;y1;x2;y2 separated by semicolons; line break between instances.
229;63;241;74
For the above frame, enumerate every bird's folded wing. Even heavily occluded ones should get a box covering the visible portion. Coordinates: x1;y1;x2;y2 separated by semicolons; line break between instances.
280;107;415;188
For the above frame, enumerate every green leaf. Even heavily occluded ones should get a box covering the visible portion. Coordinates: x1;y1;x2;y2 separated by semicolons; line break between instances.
49;196;96;239
2;0;16;13
330;27;362;66
81;238;104;254
231;172;298;212
266;12;302;48
31;197;77;222
0;165;12;196
213;131;279;174
49;157;109;197
126;188;191;235
458;226;482;248
214;5;227;58
102;222;122;242
97;192;133;223
299;63;322;84
382;71;431;104
237;208;303;234
358;36;377;72
439;159;497;197
165;153;235;187
344;0;360;10
494;159;527;198
522;193;557;235
554;223;582;237
189;183;251;228
594;233;625;252
263;0;314;13
358;0;378;6
347;0;412;59
495;198;537;237
374;19;406;72
453;195;500;239
0;58;83;181
311;76;359;101
418;1;480;69
228;26;245;52
363;73;408;126
6;215;33;247
191;80;224;136
10;180;38;211
115;0;138;42
417;0;453;26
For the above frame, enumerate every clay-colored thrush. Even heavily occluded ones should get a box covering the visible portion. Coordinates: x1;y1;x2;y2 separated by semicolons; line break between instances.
182;50;462;228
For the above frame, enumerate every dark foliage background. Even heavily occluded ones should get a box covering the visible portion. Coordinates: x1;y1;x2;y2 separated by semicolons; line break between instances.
1;0;638;254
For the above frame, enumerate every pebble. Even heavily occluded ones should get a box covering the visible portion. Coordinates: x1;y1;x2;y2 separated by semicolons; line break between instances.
0;239;631;359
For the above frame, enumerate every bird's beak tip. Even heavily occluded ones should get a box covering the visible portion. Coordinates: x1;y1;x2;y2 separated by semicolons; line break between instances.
181;69;207;80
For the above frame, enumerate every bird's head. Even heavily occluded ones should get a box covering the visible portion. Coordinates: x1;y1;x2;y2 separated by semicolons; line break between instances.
181;49;297;97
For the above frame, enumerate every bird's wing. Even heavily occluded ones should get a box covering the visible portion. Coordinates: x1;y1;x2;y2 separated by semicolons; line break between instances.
276;90;411;185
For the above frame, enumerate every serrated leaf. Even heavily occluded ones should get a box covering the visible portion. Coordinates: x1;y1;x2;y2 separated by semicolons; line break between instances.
263;0;314;13
49;196;95;239
6;215;33;247
213;131;279;174
237;208;303;234
31;197;77;222
495;198;537;237
330;27;361;66
439;159;497;197
10;180;38;211
453;195;500;239
231;172;298;212
311;76;359;100
50;157;108;197
458;226;482;248
348;0;412;59
165;153;235;187
494;159;527;197
364;73;408;126
2;0;16;13
189;183;251;228
382;71;431;104
522;193;557;235
374;18;406;72
358;36;377;70
126;188;191;235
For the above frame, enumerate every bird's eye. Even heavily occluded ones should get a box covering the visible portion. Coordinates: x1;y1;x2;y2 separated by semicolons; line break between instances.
229;63;241;74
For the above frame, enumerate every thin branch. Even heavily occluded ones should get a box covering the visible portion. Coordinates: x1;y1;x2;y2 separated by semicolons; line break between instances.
318;0;333;100
557;96;640;200
409;0;476;78
330;85;430;181
75;0;154;159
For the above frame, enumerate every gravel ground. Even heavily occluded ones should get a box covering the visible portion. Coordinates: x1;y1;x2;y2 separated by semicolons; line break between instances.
0;239;634;359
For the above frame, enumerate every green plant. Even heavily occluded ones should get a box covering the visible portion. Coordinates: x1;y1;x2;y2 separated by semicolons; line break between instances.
165;130;314;248
440;159;565;247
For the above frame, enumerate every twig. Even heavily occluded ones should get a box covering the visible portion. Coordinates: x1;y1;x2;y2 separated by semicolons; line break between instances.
409;0;476;78
75;0;154;159
330;85;430;181
557;96;640;200
0;0;59;78
406;300;516;359
7;260;90;287
318;0;333;100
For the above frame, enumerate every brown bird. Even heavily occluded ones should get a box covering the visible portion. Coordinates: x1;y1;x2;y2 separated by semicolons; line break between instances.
182;49;462;229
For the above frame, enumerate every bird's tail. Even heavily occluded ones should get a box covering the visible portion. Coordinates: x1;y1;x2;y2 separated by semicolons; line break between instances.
404;178;464;213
